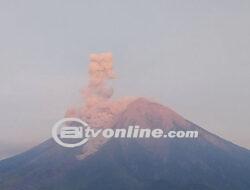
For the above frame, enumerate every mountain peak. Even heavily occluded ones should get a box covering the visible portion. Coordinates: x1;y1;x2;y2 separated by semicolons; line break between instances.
115;97;188;129
1;97;250;190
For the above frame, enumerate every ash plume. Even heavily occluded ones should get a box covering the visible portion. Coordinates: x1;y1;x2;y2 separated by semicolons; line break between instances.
66;52;135;128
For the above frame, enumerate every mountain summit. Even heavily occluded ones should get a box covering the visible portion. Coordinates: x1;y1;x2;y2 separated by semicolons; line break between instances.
1;98;250;190
115;98;188;129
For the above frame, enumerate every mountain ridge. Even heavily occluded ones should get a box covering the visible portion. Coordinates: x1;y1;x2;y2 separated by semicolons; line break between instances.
1;98;250;190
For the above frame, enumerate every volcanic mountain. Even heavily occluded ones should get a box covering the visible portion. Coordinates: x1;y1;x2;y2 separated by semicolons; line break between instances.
0;98;250;190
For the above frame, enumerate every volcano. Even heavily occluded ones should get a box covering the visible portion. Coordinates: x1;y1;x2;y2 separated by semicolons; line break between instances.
0;98;250;190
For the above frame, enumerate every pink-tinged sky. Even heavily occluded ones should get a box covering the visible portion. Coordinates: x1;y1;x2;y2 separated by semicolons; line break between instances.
0;0;250;159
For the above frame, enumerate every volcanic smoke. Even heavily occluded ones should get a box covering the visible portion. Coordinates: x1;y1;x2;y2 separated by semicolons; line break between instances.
66;52;134;128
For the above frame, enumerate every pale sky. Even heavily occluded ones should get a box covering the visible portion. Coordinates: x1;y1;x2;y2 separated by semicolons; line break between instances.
0;0;250;159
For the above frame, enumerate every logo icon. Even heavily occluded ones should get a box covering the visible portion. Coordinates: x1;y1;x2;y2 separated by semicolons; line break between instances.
52;118;89;148
60;126;83;139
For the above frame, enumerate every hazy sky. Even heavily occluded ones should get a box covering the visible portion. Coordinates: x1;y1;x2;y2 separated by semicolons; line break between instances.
0;0;250;159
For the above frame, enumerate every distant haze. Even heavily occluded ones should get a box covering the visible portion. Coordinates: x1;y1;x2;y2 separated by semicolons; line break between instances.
0;0;250;159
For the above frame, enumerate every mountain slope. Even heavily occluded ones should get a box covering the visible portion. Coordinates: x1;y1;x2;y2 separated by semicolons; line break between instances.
0;98;250;190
